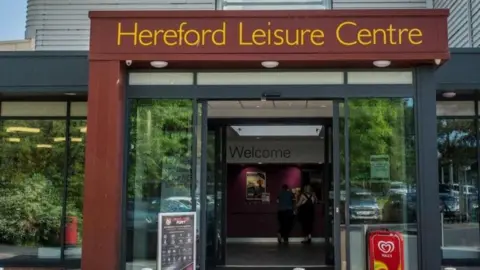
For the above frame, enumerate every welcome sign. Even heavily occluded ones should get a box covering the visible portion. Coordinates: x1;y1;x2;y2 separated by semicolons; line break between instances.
226;138;324;164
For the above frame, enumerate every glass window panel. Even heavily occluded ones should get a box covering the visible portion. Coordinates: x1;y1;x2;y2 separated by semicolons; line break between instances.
345;98;417;270
0;119;66;261
129;73;194;85
437;118;480;261
197;72;344;85
125;99;195;270
64;120;86;259
71;102;87;117
437;101;475;116
1;102;67;117
347;72;413;84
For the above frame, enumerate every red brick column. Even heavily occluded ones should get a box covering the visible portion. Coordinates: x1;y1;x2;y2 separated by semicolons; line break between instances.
82;60;125;270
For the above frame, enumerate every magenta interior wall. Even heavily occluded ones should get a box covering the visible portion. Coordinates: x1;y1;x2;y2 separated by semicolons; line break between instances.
227;165;325;238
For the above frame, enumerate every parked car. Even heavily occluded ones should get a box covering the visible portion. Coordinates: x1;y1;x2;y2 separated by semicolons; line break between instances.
388;181;408;195
340;192;381;223
451;184;478;197
440;194;462;222
382;193;417;223
127;198;191;230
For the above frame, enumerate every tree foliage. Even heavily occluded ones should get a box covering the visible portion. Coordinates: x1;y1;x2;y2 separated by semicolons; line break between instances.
341;99;415;191
0;119;85;247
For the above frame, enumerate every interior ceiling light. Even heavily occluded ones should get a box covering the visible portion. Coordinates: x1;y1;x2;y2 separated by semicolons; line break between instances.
37;144;53;148
442;91;456;98
261;61;279;69
150;61;168;68
54;137;83;142
64;93;76;96
80;127;87;133
373;60;391;68
6;127;40;133
7;138;20;142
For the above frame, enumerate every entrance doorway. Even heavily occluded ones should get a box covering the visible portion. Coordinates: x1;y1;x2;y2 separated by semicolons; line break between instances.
205;100;334;268
124;71;420;270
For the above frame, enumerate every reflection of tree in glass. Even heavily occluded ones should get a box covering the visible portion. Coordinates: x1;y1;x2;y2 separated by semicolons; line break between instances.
0;119;85;247
437;119;476;172
343;99;415;193
127;100;194;203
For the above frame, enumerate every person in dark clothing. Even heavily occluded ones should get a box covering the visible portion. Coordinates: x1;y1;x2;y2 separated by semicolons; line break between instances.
296;184;317;244
277;184;294;244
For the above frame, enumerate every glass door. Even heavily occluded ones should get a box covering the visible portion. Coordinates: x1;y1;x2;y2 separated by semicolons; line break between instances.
206;125;227;267
335;98;418;270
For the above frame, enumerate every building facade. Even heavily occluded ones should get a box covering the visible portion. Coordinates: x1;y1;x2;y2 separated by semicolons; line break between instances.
0;1;478;270
26;0;433;50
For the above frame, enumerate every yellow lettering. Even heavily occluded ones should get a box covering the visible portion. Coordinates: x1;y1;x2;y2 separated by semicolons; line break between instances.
212;22;227;45
252;29;267;45
138;30;153;46
336;21;423;46
357;29;371;45
239;22;253;45
117;22;138;46
310;29;324;46
184;30;200;46
116;20;423;48
163;30;176;46
408;28;423;45
336;21;357;46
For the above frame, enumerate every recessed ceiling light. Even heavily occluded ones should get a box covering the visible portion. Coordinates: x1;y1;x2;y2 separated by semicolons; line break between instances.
373;60;391;68
261;61;279;68
6;127;40;133
150;61;168;68
65;93;76;96
442;91;456;98
37;144;53;148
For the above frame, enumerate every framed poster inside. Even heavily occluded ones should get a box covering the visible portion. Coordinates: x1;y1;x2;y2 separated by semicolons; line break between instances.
246;171;267;200
158;212;197;270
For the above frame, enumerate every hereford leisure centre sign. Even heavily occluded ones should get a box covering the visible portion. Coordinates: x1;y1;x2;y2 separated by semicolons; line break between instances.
116;21;424;47
89;10;449;61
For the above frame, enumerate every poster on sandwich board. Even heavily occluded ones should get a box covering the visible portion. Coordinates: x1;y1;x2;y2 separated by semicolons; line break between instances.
158;212;197;270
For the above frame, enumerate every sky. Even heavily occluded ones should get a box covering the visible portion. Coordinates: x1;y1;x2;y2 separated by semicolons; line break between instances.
0;0;27;41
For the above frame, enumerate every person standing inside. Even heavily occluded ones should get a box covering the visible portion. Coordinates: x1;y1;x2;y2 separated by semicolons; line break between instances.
296;184;317;244
277;184;294;244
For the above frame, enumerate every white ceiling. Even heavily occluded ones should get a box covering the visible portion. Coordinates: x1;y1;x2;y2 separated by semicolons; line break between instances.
208;100;332;118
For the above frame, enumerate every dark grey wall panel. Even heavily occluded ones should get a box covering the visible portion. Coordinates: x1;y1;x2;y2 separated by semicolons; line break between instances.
0;51;88;93
436;49;480;89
